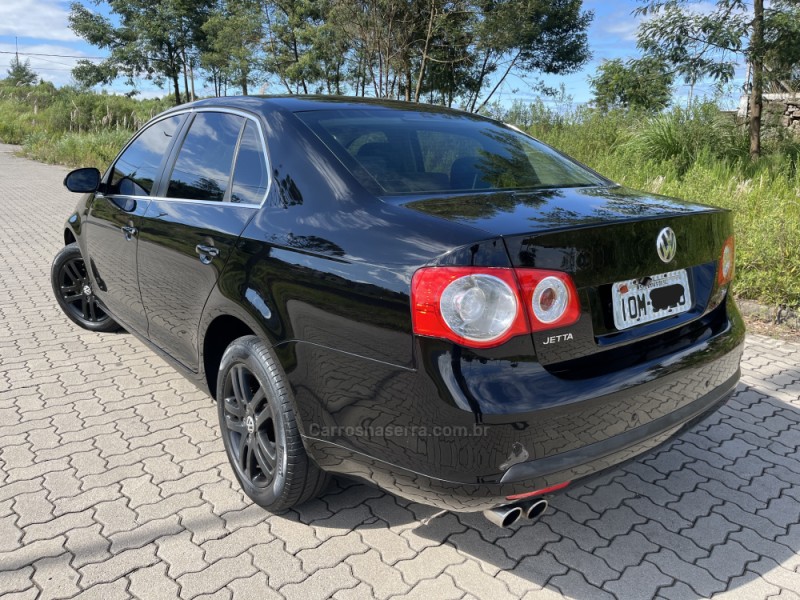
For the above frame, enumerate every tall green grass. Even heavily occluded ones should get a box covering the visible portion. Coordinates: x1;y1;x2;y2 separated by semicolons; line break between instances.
0;80;173;169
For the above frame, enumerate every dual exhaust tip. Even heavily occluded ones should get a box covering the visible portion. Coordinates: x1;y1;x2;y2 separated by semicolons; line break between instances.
483;498;549;528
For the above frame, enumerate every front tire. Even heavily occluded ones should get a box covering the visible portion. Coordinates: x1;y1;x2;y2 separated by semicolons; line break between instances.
216;335;329;513
50;243;120;333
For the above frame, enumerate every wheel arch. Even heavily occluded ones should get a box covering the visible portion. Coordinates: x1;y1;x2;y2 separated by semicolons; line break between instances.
201;314;257;398
64;228;76;246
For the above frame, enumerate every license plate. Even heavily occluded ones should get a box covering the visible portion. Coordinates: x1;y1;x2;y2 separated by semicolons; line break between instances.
612;269;691;330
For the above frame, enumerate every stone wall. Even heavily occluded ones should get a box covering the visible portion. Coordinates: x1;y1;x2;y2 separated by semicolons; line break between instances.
737;93;800;134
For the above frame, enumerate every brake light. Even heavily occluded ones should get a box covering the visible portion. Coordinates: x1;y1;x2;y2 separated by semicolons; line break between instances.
718;235;735;285
411;267;580;348
515;269;581;331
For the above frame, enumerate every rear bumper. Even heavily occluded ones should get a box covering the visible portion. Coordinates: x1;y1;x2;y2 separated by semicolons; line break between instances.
305;369;737;511
299;294;744;512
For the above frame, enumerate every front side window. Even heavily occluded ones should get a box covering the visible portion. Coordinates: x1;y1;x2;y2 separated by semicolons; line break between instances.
110;115;182;196
296;109;605;195
167;112;244;202
230;122;269;204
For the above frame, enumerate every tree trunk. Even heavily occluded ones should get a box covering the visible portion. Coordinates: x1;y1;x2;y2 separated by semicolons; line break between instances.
172;70;181;105
749;0;764;160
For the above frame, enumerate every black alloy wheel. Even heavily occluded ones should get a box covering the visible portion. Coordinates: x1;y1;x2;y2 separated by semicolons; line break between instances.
217;336;329;512
221;363;282;490
51;243;120;332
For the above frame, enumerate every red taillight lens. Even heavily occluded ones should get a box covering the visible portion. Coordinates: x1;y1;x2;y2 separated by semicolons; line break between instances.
515;269;581;331
411;267;580;348
718;235;735;285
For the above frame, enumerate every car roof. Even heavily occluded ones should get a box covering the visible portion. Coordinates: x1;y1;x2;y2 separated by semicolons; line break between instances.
168;95;484;120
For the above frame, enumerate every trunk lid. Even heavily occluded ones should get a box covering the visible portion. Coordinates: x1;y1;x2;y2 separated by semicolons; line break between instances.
399;185;732;370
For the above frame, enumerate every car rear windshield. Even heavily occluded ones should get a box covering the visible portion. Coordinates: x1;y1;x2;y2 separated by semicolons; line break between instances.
295;108;605;195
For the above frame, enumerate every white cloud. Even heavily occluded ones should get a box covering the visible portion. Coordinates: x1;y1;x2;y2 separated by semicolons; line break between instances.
0;0;77;42
0;42;93;86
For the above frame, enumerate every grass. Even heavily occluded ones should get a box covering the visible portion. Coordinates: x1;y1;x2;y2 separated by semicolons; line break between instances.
1;81;798;304
0;80;173;169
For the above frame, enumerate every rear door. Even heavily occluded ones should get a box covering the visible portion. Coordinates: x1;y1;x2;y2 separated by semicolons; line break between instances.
85;113;184;335
136;110;270;369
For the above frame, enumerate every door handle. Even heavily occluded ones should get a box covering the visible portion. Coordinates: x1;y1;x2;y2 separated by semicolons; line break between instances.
195;244;220;264
121;225;137;241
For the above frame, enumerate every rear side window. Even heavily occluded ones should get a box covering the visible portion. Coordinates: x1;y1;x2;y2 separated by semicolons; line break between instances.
110;115;182;196
230;122;268;205
167;112;244;202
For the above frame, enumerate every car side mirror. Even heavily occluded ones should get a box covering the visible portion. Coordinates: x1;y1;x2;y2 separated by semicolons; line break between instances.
64;167;101;193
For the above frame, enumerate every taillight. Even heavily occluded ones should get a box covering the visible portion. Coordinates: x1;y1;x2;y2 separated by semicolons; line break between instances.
411;268;528;348
718;235;735;285
411;267;580;348
515;270;581;331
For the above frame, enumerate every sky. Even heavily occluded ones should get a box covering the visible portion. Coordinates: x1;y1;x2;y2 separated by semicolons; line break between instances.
0;0;747;108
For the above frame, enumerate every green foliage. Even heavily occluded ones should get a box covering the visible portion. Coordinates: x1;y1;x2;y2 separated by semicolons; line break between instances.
589;57;674;112
626;103;749;173
0;79;173;168
69;0;213;103
4;56;39;86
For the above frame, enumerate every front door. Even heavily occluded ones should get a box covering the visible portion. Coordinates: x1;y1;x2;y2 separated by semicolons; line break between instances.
136;111;269;369
84;114;184;335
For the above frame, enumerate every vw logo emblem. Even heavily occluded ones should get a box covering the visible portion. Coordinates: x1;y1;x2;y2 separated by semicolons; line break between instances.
245;416;255;434
656;227;677;263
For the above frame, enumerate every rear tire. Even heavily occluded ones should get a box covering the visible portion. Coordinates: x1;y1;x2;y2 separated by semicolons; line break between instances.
216;335;329;513
50;243;120;333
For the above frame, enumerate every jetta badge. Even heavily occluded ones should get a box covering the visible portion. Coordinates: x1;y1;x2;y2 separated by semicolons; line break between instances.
656;227;677;263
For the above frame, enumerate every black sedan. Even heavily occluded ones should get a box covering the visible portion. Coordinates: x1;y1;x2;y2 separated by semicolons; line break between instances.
52;97;744;527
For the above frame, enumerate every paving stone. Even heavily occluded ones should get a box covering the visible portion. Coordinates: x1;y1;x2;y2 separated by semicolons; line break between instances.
394;544;466;586
201;521;272;563
387;573;462;600
156;531;207;578
549;569;615;600
249;539;307;588
65;524;111;569
176;555;257;599
696;540;759;583
78;545;160;587
544;537;619;587
0;567;34;596
279;563;359;600
128;561;181;600
32;553;81;600
347;549;410;599
603;562;673;600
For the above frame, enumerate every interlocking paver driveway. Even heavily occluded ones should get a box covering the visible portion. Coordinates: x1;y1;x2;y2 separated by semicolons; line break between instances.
1;142;800;600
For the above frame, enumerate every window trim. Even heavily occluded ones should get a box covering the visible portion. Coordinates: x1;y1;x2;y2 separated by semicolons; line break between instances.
103;106;272;209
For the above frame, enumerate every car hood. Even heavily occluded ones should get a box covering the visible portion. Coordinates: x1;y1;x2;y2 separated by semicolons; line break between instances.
394;185;721;237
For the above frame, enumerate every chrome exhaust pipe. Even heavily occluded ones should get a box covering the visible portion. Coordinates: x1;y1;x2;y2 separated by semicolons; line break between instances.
483;504;523;528
521;498;549;521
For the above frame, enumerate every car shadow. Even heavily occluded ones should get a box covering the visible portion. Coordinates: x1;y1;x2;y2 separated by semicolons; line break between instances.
303;375;800;598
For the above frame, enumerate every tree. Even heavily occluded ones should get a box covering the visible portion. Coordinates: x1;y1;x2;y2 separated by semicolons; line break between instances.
201;0;263;95
463;0;592;112
635;0;800;159
69;0;212;104
589;56;674;112
5;56;38;86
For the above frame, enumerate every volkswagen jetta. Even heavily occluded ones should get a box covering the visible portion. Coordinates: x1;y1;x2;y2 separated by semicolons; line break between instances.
52;97;744;527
